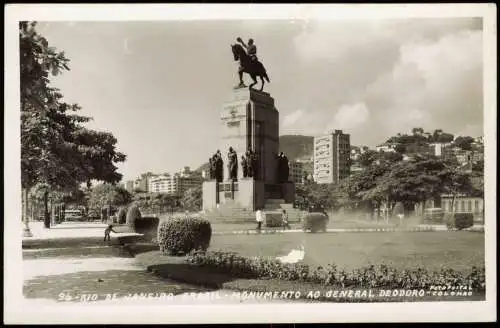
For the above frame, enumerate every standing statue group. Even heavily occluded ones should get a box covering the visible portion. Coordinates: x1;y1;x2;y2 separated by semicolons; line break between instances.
208;150;224;182
208;147;260;182
241;149;259;179
276;152;289;183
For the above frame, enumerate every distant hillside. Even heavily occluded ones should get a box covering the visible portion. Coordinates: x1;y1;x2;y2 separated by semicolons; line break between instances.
279;135;314;161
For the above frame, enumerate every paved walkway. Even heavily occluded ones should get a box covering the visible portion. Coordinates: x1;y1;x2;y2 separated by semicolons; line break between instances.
22;222;141;241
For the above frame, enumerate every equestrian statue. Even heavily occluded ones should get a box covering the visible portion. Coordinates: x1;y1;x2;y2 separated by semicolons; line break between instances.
231;37;270;91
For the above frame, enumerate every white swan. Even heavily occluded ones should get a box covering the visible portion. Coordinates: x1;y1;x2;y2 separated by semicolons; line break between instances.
276;243;305;264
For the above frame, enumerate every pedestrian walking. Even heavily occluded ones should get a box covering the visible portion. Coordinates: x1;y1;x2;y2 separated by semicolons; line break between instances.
282;209;290;230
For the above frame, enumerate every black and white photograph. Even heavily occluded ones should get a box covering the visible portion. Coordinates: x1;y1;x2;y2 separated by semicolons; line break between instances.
4;3;497;324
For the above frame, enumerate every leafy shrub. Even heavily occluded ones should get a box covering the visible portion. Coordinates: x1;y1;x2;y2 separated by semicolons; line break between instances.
126;205;142;230
186;251;486;292
158;216;212;256
117;206;128;224
302;213;328;232
445;212;474;230
264;212;283;227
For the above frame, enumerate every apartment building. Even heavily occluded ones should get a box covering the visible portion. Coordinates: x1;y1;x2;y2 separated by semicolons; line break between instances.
288;161;304;184
149;167;203;195
313;130;351;184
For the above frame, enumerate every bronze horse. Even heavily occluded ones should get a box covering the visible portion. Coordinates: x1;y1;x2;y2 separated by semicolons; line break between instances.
231;43;270;91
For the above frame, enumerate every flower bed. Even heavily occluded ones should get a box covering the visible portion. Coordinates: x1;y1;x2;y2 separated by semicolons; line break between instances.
186;250;485;292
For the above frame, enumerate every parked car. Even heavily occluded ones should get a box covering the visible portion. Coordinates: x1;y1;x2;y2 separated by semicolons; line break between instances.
64;209;86;221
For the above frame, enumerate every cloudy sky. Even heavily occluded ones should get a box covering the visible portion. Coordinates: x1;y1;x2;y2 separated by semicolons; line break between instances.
36;18;483;181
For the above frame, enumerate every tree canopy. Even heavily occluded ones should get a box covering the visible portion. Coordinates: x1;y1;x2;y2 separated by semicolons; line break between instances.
88;184;132;212
20;21;126;192
341;154;473;212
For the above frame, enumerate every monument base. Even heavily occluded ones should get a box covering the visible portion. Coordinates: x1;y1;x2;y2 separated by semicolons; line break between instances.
202;179;297;223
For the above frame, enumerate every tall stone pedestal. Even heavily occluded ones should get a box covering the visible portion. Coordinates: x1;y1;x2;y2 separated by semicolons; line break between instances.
219;88;279;183
203;88;295;216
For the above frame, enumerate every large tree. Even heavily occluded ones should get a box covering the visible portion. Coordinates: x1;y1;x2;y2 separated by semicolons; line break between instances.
20;22;126;228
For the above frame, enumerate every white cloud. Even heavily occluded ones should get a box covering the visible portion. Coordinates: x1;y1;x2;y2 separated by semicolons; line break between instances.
324;102;370;133
282;109;304;127
293;19;481;63
291;18;483;145
367;28;482;132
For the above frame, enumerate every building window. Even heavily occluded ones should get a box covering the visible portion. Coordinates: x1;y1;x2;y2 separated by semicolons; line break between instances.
475;200;479;212
467;200;472;212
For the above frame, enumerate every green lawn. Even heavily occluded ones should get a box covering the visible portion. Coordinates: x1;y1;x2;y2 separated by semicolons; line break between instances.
208;231;484;271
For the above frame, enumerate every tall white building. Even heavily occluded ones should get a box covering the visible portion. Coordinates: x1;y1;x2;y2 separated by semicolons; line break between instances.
313;130;351;184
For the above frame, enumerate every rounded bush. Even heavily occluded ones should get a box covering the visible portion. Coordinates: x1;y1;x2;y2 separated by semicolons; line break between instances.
158;216;212;256
302;212;328;233
117;206;128;224
126;205;142;230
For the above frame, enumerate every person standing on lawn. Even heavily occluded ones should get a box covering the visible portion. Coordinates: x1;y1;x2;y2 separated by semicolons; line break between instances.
255;208;264;232
104;224;117;242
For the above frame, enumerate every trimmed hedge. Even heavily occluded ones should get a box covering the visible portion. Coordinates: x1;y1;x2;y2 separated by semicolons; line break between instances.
117;206;128;224
445;212;474;230
158;216;212;256
302;213;328;232
187;250;486;292
126;205;141;230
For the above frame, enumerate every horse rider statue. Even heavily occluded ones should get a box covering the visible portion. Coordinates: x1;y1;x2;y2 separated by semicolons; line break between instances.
232;37;270;91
